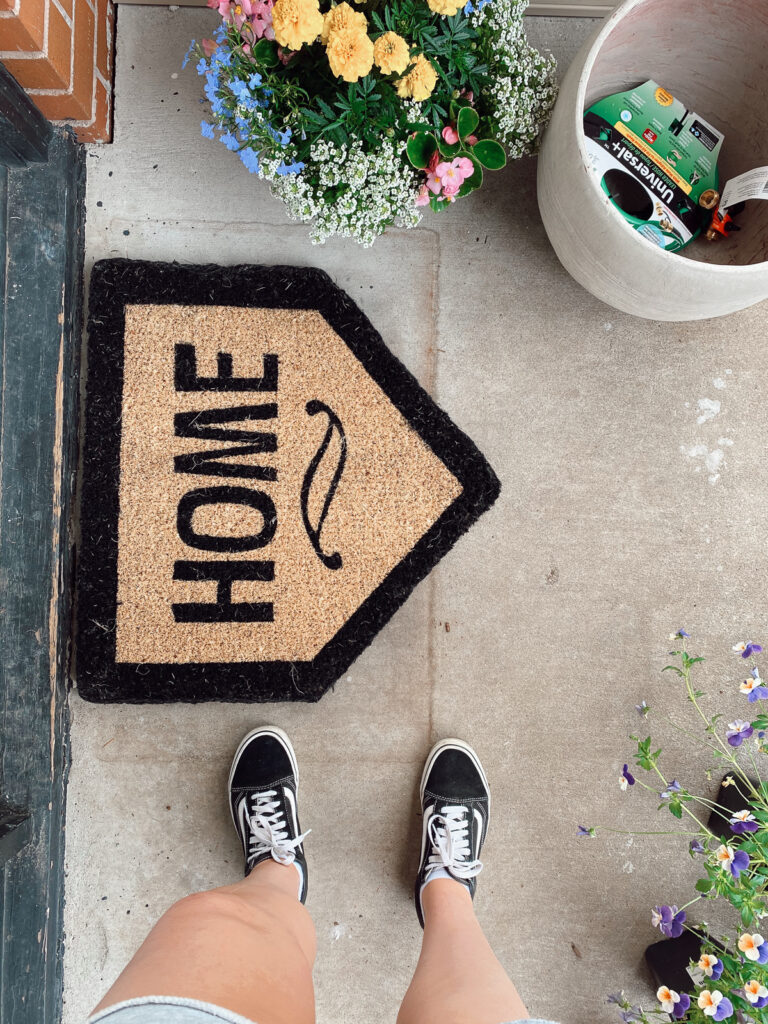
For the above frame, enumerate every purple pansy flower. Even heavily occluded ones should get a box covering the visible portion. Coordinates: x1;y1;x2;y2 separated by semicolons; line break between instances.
619;1010;642;1023
636;700;650;716
730;809;760;835
620;764;635;790
716;843;750;878
726;720;754;747
690;838;706;855
741;667;768;702
661;780;682;799
652;904;686;938
734;641;763;658
672;992;691;1019
711;995;734;1020
698;953;724;980
577;825;595;838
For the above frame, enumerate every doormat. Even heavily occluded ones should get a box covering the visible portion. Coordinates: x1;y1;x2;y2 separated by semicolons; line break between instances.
76;259;500;703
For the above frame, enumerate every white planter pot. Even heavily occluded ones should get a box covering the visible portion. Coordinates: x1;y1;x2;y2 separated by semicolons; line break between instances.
536;0;768;321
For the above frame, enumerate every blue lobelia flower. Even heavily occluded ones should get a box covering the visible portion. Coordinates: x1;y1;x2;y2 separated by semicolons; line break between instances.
276;160;304;175
651;904;686;938
231;79;251;103
239;148;260;173
219;132;240;151
200;120;215;139
197;57;208;75
214;23;227;41
671;992;691;1019
182;41;196;69
726;720;754;746
248;72;262;89
464;0;491;11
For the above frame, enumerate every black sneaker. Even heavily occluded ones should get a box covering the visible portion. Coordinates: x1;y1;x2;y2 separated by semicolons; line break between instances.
228;726;309;903
415;738;490;928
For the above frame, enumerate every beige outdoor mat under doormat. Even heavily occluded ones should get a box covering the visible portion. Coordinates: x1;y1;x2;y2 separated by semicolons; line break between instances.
76;260;500;703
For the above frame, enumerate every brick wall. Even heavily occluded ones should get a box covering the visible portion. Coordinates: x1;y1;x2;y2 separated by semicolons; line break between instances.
0;0;114;142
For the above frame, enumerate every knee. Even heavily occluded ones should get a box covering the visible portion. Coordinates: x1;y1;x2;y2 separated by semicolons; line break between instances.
166;888;316;959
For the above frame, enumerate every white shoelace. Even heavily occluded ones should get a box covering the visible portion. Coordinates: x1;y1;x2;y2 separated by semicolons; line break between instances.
247;790;310;867
425;804;483;880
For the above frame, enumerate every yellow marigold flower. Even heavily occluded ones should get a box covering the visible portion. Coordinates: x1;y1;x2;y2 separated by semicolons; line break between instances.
373;32;410;75
326;26;374;81
272;0;324;50
395;53;437;101
426;0;463;14
321;2;367;43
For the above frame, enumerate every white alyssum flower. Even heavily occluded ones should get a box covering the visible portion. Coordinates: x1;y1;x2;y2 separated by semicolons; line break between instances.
473;0;558;158
263;138;422;246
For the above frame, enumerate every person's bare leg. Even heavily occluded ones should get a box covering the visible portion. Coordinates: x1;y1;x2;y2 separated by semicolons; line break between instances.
397;878;527;1024
399;739;530;1024
91;860;315;1024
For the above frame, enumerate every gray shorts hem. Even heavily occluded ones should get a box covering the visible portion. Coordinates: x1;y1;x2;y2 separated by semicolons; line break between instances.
88;995;558;1024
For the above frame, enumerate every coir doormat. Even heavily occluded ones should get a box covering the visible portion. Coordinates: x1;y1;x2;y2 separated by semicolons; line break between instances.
77;260;500;703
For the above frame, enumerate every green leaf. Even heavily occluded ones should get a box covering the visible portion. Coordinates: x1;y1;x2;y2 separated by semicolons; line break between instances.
695;878;713;893
457;105;479;140
669;799;683;819
252;38;279;66
457;154;482;197
662;665;684;676
742;904;754;927
471;139;506;170
406;132;438;169
437;135;461;159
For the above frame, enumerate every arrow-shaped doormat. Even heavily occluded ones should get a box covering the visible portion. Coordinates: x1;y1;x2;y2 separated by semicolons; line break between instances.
76;260;500;703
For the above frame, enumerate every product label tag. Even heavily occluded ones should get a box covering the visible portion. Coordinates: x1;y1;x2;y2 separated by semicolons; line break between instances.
720;166;768;209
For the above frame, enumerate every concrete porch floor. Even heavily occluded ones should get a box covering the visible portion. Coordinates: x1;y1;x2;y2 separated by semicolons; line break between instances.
63;8;768;1024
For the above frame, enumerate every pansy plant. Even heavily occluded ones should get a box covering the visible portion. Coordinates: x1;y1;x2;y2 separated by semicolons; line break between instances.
584;631;768;1022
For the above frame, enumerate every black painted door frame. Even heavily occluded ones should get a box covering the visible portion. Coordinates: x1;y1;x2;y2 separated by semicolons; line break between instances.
0;63;84;1024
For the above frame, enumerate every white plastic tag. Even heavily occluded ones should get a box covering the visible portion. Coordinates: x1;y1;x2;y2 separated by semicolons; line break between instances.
719;166;768;209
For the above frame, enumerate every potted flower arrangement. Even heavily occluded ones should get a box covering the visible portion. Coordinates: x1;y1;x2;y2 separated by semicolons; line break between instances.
184;0;556;244
581;631;768;1022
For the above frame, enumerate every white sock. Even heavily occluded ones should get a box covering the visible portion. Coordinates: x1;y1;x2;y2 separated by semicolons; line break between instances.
421;867;452;889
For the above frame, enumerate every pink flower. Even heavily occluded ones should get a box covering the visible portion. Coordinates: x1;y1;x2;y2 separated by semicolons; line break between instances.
249;0;275;39
201;37;218;56
210;0;254;28
441;125;459;145
277;45;296;64
427;149;440;173
415;185;431;207
425;171;442;195
435;157;474;190
465;134;478;146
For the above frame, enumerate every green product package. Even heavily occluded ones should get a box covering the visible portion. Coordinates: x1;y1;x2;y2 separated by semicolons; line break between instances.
583;80;724;252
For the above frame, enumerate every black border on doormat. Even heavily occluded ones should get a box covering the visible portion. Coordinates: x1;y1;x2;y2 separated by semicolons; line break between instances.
76;259;501;704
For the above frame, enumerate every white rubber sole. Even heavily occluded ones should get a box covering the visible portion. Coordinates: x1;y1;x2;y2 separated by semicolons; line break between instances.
227;726;299;832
